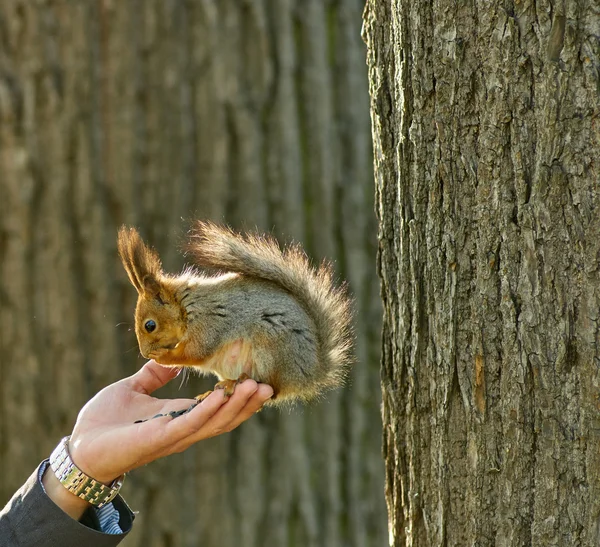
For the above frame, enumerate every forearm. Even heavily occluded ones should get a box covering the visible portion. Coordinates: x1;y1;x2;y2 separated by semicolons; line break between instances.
0;461;133;547
41;465;91;520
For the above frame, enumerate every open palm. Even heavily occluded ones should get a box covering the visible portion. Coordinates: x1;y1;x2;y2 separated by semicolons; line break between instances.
68;361;273;484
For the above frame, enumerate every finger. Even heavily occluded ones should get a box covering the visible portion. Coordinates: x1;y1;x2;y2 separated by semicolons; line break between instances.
163;380;261;454
197;379;261;433
221;383;273;431
133;381;271;460
167;381;273;454
127;361;181;395
147;389;230;450
127;390;228;463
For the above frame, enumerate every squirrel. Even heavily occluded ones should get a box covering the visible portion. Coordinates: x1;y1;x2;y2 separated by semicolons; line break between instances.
117;221;353;406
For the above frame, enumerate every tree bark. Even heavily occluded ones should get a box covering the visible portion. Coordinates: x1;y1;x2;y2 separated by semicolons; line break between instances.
0;1;385;546
364;0;600;545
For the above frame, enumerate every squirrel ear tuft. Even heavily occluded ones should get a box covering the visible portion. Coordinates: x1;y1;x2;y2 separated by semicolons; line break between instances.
117;226;163;295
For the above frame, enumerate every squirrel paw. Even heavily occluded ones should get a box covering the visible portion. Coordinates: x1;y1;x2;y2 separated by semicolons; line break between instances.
213;373;250;397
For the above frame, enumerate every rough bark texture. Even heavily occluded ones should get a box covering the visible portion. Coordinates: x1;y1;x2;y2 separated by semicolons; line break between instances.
364;0;600;545
0;2;386;546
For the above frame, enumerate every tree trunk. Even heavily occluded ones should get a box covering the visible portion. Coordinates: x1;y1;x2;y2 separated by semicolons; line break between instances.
0;2;386;546
364;0;600;545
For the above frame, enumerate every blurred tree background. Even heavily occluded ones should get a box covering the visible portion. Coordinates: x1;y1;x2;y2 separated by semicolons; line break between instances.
0;1;385;546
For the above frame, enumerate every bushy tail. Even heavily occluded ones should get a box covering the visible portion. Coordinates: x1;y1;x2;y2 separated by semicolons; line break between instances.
186;221;353;390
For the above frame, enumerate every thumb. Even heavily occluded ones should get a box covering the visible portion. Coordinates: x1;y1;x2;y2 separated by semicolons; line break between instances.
127;360;181;395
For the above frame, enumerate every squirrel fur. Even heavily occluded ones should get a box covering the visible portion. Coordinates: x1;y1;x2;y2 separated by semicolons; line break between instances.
117;222;353;404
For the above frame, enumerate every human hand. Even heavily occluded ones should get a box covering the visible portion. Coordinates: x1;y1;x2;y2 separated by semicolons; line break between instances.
42;361;273;520
43;360;273;520
67;360;273;484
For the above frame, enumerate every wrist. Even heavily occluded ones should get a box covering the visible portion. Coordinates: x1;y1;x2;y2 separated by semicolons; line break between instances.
49;436;125;508
68;436;120;485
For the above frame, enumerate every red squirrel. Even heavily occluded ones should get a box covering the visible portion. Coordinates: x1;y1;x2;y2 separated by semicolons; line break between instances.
118;222;353;407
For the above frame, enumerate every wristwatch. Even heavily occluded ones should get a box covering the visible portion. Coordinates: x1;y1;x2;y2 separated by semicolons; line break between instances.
49;436;125;508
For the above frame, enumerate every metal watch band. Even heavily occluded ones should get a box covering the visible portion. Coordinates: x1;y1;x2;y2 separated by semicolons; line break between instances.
49;436;125;508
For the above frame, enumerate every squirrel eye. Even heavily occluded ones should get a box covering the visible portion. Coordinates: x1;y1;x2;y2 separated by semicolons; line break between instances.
144;320;157;333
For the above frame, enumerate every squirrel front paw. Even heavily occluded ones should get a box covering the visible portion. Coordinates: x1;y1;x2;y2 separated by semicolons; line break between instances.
147;346;173;361
147;342;186;365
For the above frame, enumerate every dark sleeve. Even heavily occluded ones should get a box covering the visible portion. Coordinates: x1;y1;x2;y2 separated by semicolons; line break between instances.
0;461;134;547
